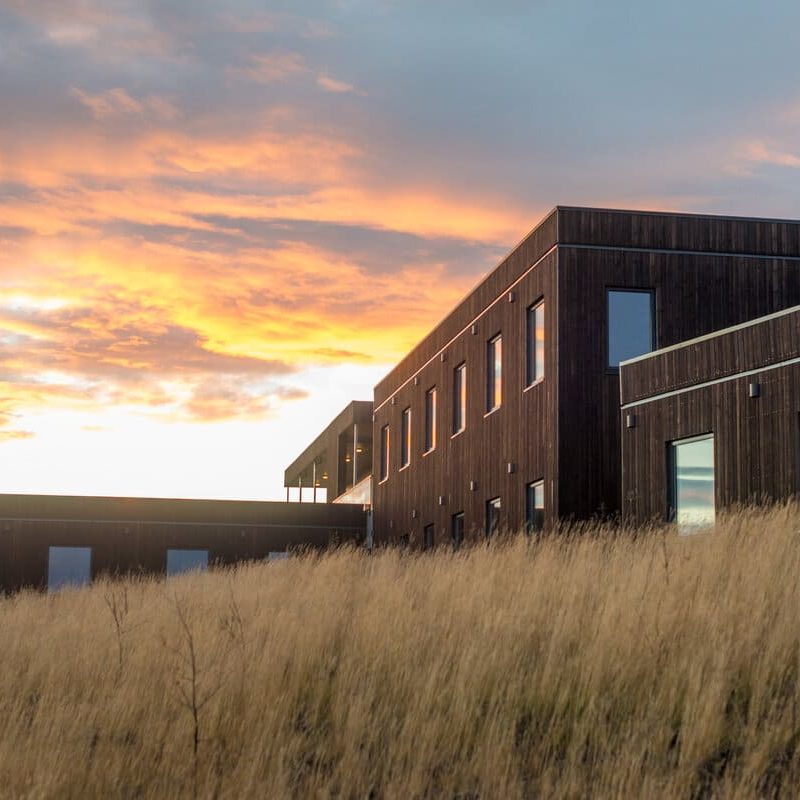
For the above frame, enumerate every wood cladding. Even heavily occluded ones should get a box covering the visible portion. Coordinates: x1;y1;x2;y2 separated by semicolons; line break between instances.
0;494;366;592
374;208;800;545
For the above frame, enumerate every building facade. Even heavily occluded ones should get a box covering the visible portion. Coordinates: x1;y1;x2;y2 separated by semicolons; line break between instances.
370;207;800;547
620;305;800;526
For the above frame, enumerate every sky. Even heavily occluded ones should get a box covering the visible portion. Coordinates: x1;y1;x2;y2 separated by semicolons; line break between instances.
1;1;800;501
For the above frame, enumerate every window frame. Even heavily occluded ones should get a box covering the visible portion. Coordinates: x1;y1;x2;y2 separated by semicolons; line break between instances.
400;406;411;469
452;362;467;436
379;423;390;483
424;386;437;454
606;287;656;371
486;333;503;414
525;300;545;388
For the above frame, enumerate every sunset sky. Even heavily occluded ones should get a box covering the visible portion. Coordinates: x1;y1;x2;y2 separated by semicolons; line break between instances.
2;1;800;500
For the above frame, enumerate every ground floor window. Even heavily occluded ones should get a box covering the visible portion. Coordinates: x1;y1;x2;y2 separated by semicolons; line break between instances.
48;546;92;591
669;433;715;529
166;548;209;576
526;480;545;533
423;524;435;551
451;512;464;550
485;497;501;538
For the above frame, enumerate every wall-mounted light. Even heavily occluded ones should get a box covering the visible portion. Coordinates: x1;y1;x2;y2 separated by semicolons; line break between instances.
749;382;761;398
626;413;636;429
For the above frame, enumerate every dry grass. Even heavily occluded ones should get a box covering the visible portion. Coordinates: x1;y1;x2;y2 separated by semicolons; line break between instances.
2;505;800;798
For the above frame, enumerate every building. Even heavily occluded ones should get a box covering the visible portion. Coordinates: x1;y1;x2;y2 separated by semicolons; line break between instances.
0;494;367;593
620;304;800;526
366;207;800;546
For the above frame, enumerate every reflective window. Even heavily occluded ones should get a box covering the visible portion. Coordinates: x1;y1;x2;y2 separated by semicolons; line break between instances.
669;434;715;530
166;549;209;576
268;551;289;561
48;546;92;591
607;290;654;367
526;480;545;533
453;363;466;434
485;496;502;538
486;334;502;412
424;387;437;452
526;301;545;385
423;524;435;551
401;407;411;468
451;512;465;551
379;424;390;482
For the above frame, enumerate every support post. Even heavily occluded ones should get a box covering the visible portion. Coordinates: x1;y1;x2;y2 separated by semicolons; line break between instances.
313;461;317;503
353;423;358;488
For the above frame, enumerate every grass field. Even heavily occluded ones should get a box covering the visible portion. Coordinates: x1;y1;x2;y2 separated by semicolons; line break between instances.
2;504;800;798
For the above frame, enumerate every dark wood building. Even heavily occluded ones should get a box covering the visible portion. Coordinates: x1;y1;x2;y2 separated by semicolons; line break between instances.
284;400;373;504
620;305;800;526
0;494;367;593
372;207;800;547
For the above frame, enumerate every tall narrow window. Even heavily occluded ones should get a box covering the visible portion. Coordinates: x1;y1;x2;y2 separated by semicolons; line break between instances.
451;512;465;551
424;387;437;452
526;480;545;533
379;424;390;482
166;549;209;576
669;434;715;530
453;362;466;434
526;301;545;385
607;289;655;367
401;407;411;468
48;546;92;592
486;334;502;412
423;524;435;551
485;496;502;538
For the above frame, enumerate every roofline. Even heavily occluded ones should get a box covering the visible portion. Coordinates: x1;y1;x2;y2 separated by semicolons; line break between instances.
553;205;800;226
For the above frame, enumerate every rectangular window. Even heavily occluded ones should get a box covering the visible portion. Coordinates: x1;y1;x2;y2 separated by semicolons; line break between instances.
424;387;437;452
607;289;655;367
451;512;465;551
166;548;209;576
526;301;545;386
268;551;289;561
669;434;715;530
423;524;435;551
453;362;466;434
486;334;502;412
526;480;545;533
485;496;502;538
379;424;390;482
47;546;92;592
401;407;411;468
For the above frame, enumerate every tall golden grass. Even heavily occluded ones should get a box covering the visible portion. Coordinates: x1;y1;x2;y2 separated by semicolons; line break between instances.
2;504;800;798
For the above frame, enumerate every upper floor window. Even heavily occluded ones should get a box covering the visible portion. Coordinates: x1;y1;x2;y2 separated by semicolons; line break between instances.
526;480;545;533
401;407;411;468
379;424;390;482
453;362;466;434
486;496;502;538
526;301;545;386
424;387;437;452
607;289;655;368
486;334;502;412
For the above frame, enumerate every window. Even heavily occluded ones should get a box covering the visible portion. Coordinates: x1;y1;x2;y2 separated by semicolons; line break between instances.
423;524;435;551
607;289;654;367
451;512;465;551
401;407;411;468
48;546;92;591
526;480;545;533
485;497;502;538
453;363;466;434
526;301;545;385
669;434;715;530
268;551;289;561
424;387;437;452
166;549;209;576
379;424;390;482
486;334;502;412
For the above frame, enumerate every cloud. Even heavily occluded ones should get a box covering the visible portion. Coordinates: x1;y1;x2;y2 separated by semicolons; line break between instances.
71;88;179;120
316;73;360;94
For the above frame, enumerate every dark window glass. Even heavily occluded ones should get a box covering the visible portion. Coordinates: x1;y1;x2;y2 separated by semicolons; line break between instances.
669;434;715;530
486;334;502;412
525;480;545;533
607;289;654;367
526;301;545;385
47;546;92;591
401;407;411;468
166;549;208;576
451;512;465;551
453;363;466;434
423;524;435;551
379;424;390;481
424;387;437;452
485;496;502;538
